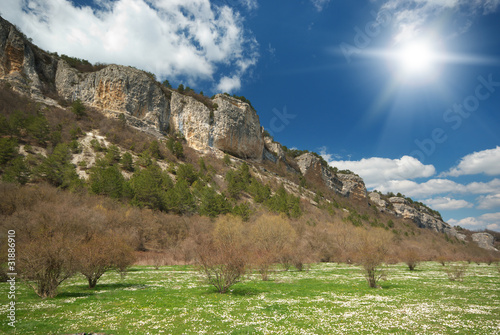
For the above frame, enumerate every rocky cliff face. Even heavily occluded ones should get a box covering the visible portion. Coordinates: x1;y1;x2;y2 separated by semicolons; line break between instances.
368;193;465;239
56;62;170;133
0;16;264;160
0;17;58;101
296;152;367;200
471;233;497;251
168;92;264;159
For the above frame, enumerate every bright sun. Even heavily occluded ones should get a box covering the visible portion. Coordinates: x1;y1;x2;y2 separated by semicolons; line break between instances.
391;40;441;82
398;42;434;73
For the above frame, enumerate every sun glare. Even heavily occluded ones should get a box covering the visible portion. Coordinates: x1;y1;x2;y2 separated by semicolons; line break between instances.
398;42;434;73
389;40;442;84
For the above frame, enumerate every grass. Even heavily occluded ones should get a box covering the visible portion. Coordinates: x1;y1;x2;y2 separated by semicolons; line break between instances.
1;262;499;334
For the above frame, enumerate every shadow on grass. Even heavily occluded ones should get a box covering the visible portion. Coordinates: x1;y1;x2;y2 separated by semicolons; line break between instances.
92;283;139;291
55;291;95;299
202;286;265;297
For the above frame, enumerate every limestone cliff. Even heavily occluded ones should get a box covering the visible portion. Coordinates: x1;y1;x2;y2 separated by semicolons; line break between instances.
0;16;58;101
295;152;367;201
56;62;170;133
0;16;264;160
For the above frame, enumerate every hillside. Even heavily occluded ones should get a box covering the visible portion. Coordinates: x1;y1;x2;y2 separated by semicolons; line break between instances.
0;13;498;267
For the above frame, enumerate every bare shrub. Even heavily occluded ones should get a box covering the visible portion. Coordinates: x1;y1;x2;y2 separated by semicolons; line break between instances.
75;233;135;288
249;214;296;279
18;232;76;298
197;215;248;293
354;228;392;288
401;247;421;271
444;262;468;282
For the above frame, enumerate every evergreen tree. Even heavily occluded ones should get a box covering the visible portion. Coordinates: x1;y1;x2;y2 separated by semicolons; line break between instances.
89;160;125;198
176;163;198;185
198;186;232;218
71;99;86;119
25;113;50;145
2;157;30;185
148;140;161;160
105;145;121;165
121;152;134;172
0;138;18;166
36;143;80;188
129;164;173;210
164;179;196;214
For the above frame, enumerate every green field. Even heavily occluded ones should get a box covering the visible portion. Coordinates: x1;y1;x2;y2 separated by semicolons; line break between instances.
1;262;499;334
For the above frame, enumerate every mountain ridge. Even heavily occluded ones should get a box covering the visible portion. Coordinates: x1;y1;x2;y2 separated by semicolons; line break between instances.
0;15;496;251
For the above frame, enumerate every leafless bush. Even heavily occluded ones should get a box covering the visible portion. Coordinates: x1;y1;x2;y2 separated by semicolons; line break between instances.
249;214;296;279
353;228;391;288
196;215;248;293
444;262;468;282
401;247;421;271
75;233;135;288
18;232;76;298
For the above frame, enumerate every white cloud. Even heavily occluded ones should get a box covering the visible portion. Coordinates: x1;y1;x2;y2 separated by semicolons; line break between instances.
380;0;500;42
422;197;473;210
374;178;464;197
442;146;500;177
2;0;259;91
477;193;500;210
448;212;500;231
328;156;435;189
216;75;241;93
466;178;500;194
311;0;331;12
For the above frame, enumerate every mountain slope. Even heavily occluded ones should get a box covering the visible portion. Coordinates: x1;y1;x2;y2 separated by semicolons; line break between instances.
0;15;497;253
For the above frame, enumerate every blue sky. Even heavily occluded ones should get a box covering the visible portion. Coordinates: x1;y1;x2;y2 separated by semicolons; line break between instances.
3;0;500;231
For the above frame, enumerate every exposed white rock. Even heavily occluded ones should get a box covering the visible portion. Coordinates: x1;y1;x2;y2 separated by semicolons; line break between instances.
295;153;367;200
471;233;497;251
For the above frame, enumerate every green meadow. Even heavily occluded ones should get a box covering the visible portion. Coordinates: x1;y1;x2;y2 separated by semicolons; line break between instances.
1;262;499;334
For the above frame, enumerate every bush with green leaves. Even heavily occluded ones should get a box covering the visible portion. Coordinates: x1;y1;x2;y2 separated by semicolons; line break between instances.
105;145;121;164
148;140;162;160
225;163;251;199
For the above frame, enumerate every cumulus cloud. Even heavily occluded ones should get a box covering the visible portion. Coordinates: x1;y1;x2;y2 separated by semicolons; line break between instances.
441;146;500;177
477;193;500;210
2;0;259;92
328;156;435;189
375;178;465;198
311;0;331;12
380;0;500;42
422;197;473;210
374;178;500;199
448;212;500;231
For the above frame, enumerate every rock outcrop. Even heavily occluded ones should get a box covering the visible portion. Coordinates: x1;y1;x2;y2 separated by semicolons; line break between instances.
471;233;497;251
56;62;170;133
0;16;58;101
385;196;462;237
168;92;264;159
296;152;367;200
263;136;286;163
0;16;264;160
